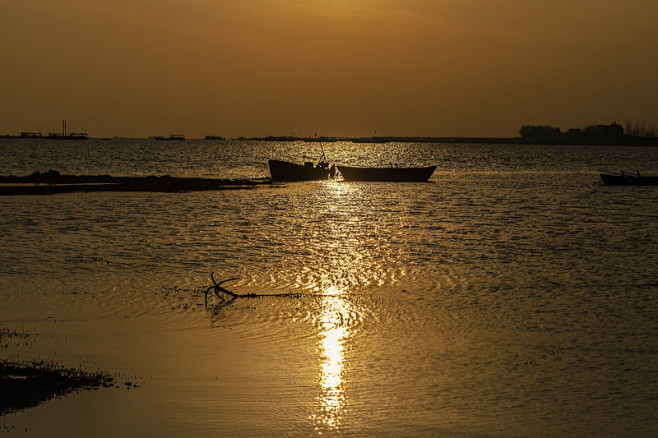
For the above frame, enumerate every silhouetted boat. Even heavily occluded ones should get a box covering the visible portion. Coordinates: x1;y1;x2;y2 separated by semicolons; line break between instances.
338;165;436;182
352;137;389;143
268;159;336;182
600;172;658;185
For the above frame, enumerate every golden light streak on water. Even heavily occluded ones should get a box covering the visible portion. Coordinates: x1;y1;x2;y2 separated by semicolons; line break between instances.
311;285;353;431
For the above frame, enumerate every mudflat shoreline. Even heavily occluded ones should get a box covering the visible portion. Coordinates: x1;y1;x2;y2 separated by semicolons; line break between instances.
0;170;271;195
0;361;126;415
0;329;134;416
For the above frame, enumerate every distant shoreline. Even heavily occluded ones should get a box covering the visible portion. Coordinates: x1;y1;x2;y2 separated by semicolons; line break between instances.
2;134;657;146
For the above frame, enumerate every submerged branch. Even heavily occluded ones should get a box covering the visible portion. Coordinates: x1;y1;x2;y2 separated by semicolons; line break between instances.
203;272;342;307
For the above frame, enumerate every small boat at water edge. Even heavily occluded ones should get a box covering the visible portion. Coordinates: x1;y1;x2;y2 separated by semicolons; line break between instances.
337;165;436;182
268;159;336;182
600;172;658;186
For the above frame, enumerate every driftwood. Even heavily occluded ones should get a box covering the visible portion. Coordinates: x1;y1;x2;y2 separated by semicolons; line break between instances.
204;273;246;306
204;272;307;306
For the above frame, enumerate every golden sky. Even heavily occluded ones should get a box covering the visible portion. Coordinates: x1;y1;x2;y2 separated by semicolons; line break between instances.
1;0;657;138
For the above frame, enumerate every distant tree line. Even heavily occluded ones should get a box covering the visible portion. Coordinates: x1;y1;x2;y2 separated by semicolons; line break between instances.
519;125;562;142
624;121;657;138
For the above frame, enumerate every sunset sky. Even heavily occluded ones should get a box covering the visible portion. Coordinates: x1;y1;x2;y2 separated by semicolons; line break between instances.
2;0;657;139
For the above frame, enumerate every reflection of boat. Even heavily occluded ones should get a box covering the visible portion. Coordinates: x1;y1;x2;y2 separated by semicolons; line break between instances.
600;172;658;185
268;159;336;182
337;165;436;182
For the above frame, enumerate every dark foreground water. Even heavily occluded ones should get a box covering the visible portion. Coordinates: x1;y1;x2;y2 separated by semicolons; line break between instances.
1;138;657;437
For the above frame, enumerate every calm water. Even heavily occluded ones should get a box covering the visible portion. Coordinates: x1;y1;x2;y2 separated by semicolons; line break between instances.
1;138;657;437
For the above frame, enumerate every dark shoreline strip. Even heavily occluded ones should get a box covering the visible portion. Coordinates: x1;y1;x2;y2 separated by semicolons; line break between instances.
0;361;123;415
0;172;272;195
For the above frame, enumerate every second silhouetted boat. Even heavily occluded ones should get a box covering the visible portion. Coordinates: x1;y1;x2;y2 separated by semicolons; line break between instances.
600;171;658;185
337;164;436;182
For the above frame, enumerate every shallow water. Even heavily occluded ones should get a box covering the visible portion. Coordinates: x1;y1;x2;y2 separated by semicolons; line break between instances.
1;139;658;436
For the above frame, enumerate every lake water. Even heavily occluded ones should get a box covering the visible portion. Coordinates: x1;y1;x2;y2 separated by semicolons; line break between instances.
1;138;657;437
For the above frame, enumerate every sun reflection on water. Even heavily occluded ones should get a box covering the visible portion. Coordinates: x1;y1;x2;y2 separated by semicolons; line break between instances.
311;285;354;431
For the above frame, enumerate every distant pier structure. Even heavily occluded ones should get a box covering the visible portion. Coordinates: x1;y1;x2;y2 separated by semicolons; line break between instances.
46;120;88;140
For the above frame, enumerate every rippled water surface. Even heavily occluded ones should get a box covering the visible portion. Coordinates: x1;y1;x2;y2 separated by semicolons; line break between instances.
1;139;658;436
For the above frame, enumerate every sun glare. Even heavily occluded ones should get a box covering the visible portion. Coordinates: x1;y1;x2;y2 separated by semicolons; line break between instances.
311;285;354;430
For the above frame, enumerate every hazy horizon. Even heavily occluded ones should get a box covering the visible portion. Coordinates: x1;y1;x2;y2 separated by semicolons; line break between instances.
2;1;657;139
